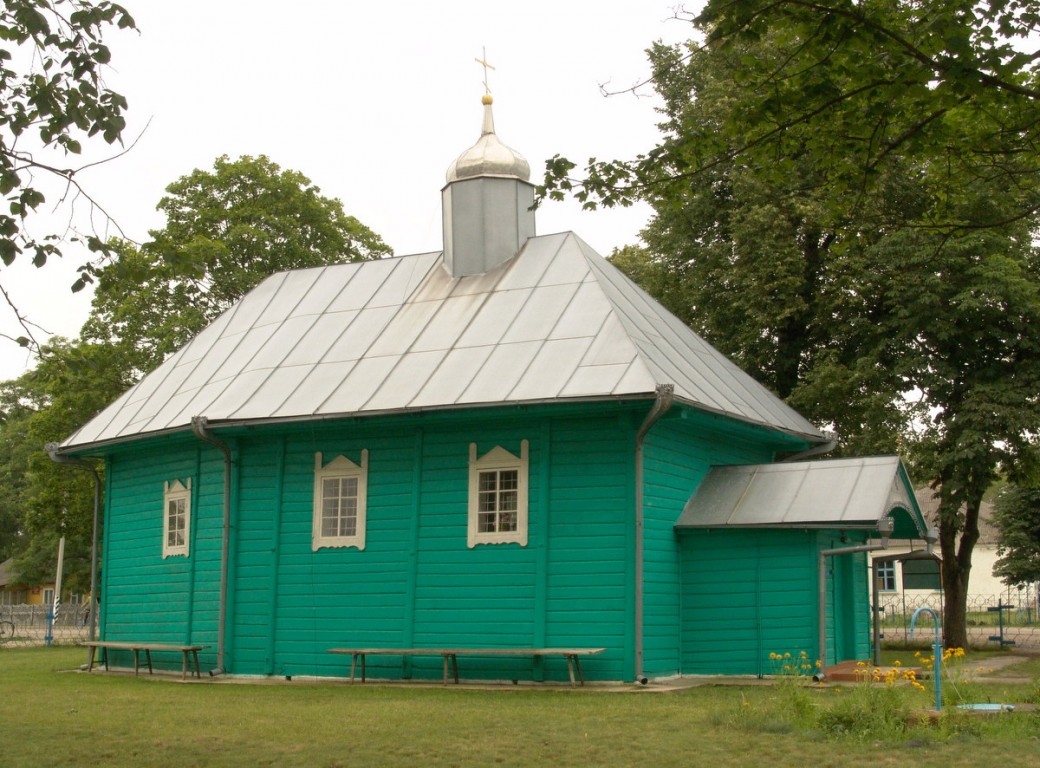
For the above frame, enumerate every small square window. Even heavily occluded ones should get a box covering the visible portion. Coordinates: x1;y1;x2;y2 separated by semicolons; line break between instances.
467;441;528;548
162;479;191;558
313;451;368;551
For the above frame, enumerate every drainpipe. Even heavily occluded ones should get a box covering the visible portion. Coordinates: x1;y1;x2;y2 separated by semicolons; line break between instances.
45;443;102;660
633;384;674;685
814;516;894;682
191;416;231;676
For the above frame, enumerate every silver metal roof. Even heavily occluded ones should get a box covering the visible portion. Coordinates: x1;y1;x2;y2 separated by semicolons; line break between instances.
62;232;825;450
675;456;925;534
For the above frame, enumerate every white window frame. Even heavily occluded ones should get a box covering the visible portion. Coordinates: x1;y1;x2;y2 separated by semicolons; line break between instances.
313;450;368;551
467;440;528;548
876;562;897;592
162;479;192;558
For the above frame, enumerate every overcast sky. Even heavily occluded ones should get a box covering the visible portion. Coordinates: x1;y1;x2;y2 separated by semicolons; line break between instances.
0;0;695;381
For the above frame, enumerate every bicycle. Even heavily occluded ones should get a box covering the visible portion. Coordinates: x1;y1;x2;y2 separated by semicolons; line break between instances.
0;611;15;640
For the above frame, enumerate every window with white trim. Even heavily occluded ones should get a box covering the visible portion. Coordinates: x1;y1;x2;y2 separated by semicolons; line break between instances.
313;450;368;551
162;479;191;558
468;440;528;548
876;562;896;592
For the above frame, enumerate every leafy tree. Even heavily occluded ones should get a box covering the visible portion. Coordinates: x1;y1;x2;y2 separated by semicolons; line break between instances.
1;155;391;589
0;338;123;591
992;483;1040;586
543;1;1040;234
81;154;392;372
544;4;1040;648
0;0;136;348
0;391;32;562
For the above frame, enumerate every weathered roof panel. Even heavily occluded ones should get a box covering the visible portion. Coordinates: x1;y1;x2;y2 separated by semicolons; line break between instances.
675;456;927;536
62;232;825;450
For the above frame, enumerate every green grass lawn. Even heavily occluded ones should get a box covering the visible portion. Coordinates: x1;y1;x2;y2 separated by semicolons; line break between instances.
2;647;1038;768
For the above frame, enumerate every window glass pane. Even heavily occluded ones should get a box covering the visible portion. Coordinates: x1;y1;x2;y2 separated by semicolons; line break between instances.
500;490;518;511
478;512;496;532
320;473;360;539
877;563;896;591
500;470;518;491
479;471;497;492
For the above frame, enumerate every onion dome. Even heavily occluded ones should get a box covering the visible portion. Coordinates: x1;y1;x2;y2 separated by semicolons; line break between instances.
445;94;531;183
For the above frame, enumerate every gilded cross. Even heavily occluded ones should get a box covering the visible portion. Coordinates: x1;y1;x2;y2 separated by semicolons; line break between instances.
475;47;495;95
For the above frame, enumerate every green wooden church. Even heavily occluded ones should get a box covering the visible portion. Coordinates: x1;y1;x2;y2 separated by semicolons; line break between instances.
57;94;928;683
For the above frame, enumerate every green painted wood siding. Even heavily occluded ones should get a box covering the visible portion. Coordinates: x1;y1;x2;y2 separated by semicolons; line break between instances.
97;402;831;681
99;441;223;671
679;529;820;676
641;416;778;677
679;528;873;676
99;406;643;680
545;413;633;681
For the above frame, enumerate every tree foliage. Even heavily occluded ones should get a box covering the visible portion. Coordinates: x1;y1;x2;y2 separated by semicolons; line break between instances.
0;154;390;593
550;2;1040;647
0;338;122;590
993;483;1040;585
542;0;1040;234
0;0;136;307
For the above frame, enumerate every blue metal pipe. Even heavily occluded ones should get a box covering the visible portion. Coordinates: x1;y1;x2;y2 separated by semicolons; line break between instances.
909;606;942;711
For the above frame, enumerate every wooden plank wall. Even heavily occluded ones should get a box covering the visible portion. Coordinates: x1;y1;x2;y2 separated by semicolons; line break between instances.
100;408;639;681
640;417;778;677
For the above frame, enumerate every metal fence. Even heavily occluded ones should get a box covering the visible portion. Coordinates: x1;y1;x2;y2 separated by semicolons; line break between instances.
0;604;92;648
4;595;1038;653
877;591;1040;650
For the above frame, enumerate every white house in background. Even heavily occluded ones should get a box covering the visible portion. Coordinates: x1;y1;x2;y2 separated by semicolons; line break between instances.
870;490;1038;616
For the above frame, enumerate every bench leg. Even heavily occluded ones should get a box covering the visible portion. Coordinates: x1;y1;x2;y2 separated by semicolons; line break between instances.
86;646;97;673
144;649;154;675
181;651;189;680
349;653;360;683
566;655;576;686
440;654;460;684
192;649;201;678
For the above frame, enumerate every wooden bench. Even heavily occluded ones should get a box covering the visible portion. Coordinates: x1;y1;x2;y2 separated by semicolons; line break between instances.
327;647;606;686
83;641;209;680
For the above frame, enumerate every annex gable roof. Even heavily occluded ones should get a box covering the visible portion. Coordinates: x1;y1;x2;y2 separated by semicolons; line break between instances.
675;456;928;539
62;233;825;451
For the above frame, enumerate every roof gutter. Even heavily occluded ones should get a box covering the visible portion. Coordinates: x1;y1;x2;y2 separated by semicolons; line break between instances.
633;384;674;685
45;443;102;664
190;416;231;676
780;438;837;462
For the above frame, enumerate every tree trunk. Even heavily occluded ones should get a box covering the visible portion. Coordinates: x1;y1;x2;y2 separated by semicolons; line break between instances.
938;493;982;650
940;552;971;649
